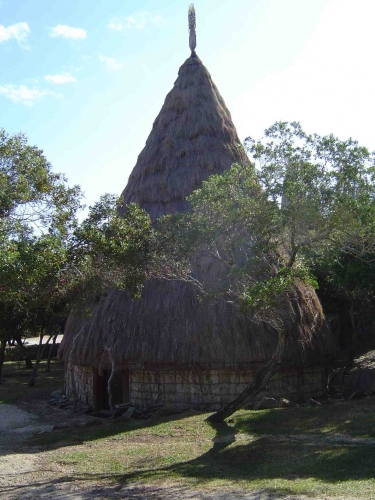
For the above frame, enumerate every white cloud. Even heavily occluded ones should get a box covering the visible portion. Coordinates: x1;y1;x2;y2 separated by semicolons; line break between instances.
0;84;60;105
99;55;122;71
0;22;30;46
152;15;163;27
108;12;163;31
49;25;86;40
44;73;76;84
107;19;123;31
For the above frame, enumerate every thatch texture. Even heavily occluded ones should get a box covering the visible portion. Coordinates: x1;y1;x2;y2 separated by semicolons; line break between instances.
61;279;332;371
59;54;335;373
118;54;248;222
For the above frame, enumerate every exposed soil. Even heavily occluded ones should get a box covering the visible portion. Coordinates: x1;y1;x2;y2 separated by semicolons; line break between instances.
0;401;91;493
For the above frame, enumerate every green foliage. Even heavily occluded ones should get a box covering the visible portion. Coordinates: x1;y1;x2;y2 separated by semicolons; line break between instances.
72;197;154;300
0;130;154;360
159;122;375;322
0;128;82;237
241;263;318;312
0;129;82;311
187;162;277;249
245;122;375;267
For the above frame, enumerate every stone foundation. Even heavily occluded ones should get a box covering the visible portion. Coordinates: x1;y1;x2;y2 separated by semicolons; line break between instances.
65;363;326;411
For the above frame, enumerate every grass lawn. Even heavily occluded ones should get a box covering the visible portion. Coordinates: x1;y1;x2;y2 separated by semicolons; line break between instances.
0;359;64;406
33;395;375;498
2;360;375;498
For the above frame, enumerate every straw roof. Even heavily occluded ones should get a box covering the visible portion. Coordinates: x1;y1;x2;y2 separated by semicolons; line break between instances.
59;54;335;371
118;54;249;222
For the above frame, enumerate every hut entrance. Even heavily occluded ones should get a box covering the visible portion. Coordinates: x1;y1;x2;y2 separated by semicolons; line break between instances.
93;370;130;411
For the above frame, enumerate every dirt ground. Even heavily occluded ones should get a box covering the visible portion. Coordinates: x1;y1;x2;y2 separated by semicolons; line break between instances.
0;401;312;500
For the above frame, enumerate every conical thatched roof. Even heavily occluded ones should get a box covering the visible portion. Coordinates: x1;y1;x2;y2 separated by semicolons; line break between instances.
118;54;248;222
59;54;335;371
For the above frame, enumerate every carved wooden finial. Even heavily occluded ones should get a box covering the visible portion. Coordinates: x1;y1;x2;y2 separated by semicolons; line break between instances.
188;4;196;55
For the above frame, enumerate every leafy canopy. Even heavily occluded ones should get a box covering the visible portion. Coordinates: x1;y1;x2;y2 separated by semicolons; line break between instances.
0;128;81;238
0;130;154;342
159;122;375;318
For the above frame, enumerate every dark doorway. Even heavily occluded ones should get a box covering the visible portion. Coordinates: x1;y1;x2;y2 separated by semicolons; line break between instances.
93;370;130;411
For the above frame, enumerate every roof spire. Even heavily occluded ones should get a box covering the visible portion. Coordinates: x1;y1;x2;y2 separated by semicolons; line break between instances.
188;4;196;55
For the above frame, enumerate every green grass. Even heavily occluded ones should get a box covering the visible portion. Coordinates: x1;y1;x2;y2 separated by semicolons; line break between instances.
0;359;64;406
32;397;375;498
233;399;375;438
4;361;375;498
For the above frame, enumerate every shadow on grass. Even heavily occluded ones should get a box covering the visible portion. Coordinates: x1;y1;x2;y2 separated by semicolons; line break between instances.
104;419;375;486
0;424;299;499
2;418;375;499
27;409;208;450
232;397;375;438
2;424;375;499
0;472;298;500
0;360;65;406
3;361;375;498
167;435;375;484
32;396;375;454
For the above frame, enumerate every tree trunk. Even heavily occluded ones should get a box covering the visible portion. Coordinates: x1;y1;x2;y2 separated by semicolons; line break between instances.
69;328;83;412
15;338;33;369
29;332;53;387
0;335;8;384
105;345;116;417
206;335;286;423
344;299;358;372
46;333;58;372
24;357;33;369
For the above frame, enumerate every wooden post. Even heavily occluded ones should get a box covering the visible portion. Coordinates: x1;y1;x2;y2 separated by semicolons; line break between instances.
104;345;116;417
68;328;83;412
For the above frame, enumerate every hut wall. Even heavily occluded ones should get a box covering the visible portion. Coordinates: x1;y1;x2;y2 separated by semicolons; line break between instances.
64;363;94;407
64;363;326;411
130;366;326;410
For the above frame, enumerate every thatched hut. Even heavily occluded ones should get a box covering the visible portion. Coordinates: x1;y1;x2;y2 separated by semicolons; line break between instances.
59;9;335;411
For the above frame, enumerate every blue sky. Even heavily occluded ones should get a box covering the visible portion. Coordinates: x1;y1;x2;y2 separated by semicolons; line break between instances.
1;0;375;209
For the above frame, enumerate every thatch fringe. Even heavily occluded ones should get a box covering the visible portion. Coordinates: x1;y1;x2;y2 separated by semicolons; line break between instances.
61;277;332;371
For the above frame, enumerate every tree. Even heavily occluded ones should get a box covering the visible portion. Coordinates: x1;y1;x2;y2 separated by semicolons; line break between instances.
246;122;375;369
71;195;154;302
157;122;375;421
0;130;154;383
313;248;375;368
0;128;82;381
245;121;375;269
